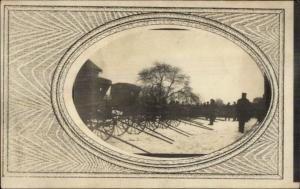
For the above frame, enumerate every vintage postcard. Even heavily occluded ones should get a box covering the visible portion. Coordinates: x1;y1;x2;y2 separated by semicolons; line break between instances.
0;0;297;188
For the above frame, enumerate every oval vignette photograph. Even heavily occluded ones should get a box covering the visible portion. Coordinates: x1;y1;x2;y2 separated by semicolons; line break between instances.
72;26;271;158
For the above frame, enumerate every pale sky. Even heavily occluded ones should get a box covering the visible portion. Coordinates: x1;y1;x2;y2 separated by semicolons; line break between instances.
90;26;264;103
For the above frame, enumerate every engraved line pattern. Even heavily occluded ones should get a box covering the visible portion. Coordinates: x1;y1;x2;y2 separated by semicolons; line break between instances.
8;10;143;173
186;12;280;175
191;12;280;76
7;9;280;175
191;110;279;174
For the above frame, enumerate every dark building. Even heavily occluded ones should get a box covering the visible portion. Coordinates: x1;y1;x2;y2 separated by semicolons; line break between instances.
110;83;141;108
73;60;112;123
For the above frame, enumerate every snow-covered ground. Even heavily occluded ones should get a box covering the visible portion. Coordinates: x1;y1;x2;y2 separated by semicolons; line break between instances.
106;118;258;156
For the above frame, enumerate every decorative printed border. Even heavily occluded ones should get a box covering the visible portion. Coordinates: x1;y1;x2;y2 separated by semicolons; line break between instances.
1;5;284;178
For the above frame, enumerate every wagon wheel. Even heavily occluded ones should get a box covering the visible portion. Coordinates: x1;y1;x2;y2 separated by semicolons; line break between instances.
125;117;146;134
145;120;160;130
113;117;129;136
136;119;147;132
143;116;160;130
153;116;167;129
143;121;154;130
86;119;97;130
92;119;115;141
159;122;170;129
167;119;180;128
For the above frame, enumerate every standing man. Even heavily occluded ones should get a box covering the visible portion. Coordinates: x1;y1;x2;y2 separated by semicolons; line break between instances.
236;93;252;133
208;99;216;125
225;102;231;121
232;102;237;121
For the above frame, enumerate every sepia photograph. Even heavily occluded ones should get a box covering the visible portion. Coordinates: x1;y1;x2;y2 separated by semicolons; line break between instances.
1;0;296;188
73;26;271;157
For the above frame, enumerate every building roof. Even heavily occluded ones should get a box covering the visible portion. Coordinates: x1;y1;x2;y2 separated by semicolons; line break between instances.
83;59;103;73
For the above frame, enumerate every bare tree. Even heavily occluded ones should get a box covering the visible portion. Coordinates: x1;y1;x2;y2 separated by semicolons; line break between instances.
138;62;198;105
170;83;200;105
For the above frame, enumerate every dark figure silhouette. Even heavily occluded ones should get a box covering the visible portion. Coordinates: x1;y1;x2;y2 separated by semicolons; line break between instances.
232;102;237;121
208;99;216;125
225;102;231;121
236;93;252;133
205;102;209;120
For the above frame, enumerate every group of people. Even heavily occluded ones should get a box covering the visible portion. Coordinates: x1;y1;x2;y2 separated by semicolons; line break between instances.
167;93;267;133
204;93;263;133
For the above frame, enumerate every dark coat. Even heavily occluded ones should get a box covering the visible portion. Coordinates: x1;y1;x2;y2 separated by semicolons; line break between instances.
236;98;252;122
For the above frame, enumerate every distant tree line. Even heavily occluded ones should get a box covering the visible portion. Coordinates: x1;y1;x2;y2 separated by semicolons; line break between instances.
137;62;268;124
